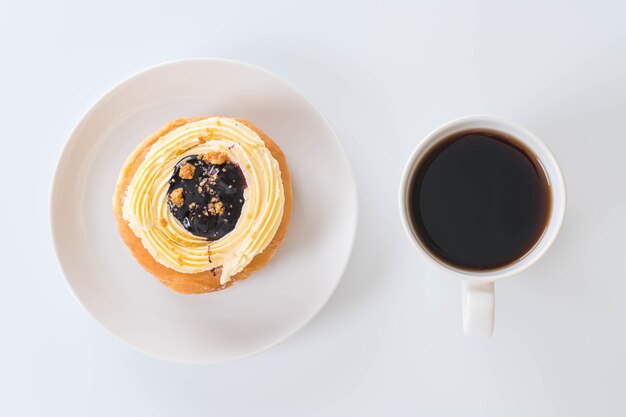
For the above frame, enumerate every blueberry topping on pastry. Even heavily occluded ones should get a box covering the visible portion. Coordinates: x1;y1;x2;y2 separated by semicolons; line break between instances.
167;152;245;240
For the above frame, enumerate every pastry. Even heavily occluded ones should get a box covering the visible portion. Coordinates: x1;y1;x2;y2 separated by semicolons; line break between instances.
113;116;292;294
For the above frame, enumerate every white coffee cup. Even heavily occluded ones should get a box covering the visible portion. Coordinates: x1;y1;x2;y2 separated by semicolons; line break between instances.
399;115;566;336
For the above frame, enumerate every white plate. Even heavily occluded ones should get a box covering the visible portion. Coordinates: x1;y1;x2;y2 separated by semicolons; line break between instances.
51;58;357;363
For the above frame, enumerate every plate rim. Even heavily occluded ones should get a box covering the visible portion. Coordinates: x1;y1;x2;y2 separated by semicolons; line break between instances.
50;57;358;363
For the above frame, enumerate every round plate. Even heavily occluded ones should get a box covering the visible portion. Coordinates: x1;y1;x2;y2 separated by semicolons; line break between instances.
51;58;357;363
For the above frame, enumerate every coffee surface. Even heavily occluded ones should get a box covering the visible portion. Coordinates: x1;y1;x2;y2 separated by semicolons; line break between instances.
410;130;551;270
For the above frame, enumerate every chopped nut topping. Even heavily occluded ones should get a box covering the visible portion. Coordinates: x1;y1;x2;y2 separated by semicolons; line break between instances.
208;200;224;216
169;188;184;207
179;163;195;179
201;151;228;165
189;202;196;210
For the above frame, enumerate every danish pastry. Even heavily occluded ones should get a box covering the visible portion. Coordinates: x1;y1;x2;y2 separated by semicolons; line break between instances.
113;116;292;294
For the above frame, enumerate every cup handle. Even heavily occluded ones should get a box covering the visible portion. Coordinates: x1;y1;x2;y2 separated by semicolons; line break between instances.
462;281;495;336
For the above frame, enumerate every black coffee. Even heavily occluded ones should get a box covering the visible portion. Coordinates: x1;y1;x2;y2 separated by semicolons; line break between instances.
410;130;551;271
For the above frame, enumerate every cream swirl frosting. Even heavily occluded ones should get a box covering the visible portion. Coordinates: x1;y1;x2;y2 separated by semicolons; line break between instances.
122;117;285;284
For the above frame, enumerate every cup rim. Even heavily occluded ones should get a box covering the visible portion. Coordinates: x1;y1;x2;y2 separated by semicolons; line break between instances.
399;114;567;282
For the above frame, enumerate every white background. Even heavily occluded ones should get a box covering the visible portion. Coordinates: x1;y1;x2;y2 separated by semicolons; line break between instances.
2;0;626;415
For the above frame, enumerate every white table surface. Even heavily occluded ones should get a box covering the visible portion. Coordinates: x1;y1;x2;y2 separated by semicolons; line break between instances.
2;0;626;415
